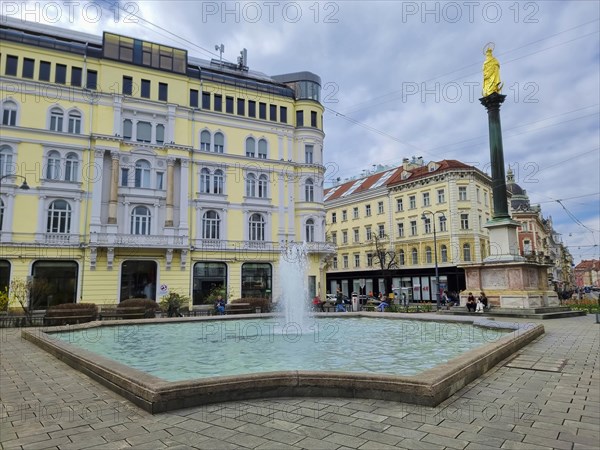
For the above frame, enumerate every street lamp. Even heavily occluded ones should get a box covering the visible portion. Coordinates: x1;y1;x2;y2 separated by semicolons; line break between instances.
0;174;30;191
421;210;446;311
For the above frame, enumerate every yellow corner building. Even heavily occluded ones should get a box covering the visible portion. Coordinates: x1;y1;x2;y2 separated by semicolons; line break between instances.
0;17;333;309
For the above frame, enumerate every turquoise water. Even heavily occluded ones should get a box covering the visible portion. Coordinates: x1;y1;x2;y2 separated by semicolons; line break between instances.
53;318;509;382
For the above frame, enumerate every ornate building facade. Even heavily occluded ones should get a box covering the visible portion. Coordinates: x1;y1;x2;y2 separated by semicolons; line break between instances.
0;18;332;308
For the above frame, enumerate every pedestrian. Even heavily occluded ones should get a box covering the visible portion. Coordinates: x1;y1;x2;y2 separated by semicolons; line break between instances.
478;292;488;310
466;292;476;312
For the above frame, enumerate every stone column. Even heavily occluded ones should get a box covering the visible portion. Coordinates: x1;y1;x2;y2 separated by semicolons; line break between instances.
165;157;175;227
107;152;119;224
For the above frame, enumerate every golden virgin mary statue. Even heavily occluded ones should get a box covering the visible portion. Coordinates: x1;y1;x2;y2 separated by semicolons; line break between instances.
482;46;503;97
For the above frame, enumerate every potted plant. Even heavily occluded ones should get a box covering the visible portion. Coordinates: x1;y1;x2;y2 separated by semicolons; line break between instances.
159;292;190;317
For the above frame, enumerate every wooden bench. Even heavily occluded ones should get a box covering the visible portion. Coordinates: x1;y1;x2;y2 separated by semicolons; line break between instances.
191;305;214;316
225;303;254;315
43;309;97;326
99;307;147;320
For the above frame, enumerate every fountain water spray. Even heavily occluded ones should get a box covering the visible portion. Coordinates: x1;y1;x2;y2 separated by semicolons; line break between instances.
278;242;310;330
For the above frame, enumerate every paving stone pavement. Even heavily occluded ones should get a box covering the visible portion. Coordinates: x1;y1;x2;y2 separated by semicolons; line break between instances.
1;315;598;449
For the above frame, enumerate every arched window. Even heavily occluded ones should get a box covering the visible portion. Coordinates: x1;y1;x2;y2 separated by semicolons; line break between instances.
134;160;151;188
202;210;220;239
305;178;314;202
441;245;448;263
258;139;267;159
155;124;165;144
46;200;71;234
425;246;432;264
246;173;256;197
399;249;405;265
214;132;224;153
463;243;471;262
64;153;78;182
213;169;224;194
2;100;18;126
67;110;81;134
49;107;64;132
305;218;315;242
200;130;211;151
136;121;152;143
0;145;14;177
131;206;151;235
46;151;61;180
245;137;255;158
200;168;211;193
123;119;133;140
411;248;418;265
258;174;268;198
249;213;265;241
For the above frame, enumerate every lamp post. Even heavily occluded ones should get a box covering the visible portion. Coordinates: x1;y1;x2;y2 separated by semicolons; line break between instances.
421;211;446;310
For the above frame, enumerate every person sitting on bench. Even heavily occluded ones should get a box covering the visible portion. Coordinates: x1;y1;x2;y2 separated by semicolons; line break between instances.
466;293;476;312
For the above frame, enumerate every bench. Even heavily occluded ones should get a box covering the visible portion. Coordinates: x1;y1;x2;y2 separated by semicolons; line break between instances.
225;303;254;315
99;307;147;320
191;305;214;316
43;309;97;326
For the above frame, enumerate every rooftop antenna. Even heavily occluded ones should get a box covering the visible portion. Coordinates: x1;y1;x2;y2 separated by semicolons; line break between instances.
215;44;224;62
238;48;248;70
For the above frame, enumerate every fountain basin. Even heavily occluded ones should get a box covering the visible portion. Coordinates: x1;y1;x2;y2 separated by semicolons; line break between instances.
22;313;543;413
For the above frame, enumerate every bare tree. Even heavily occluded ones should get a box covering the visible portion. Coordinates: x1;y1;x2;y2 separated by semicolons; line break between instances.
372;234;398;296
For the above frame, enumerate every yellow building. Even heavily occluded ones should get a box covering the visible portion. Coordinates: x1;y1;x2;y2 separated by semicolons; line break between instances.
324;157;493;302
0;18;333;309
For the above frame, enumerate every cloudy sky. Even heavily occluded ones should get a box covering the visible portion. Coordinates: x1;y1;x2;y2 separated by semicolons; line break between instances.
9;0;599;265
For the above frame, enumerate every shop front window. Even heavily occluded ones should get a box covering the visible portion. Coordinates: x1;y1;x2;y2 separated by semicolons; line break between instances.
31;261;78;309
120;260;157;301
241;263;272;299
193;262;227;305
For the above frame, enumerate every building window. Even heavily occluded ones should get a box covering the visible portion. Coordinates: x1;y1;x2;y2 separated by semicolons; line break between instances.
190;89;199;108
120;260;156;302
123;119;132;139
213;169;224;194
305;145;314;164
5;55;18;76
484;191;489;206
296;110;304;126
47;200;71;234
411;248;418;265
306;219;315;242
246;173;256;197
121;168;129;186
269;104;277;121
353;228;359;243
437;189;445;203
459;186;468;201
131;206;151;235
141;79;151;98
39;61;51;81
354;254;360;268
241;263;272;299
342;210;347;221
367;253;373;267
439;215;447;232
280;106;287;123
134;160;151;188
64;153;79;182
331;212;337;223
331;232;337;244
248;213;265;241
202;210;221;239
31;261;78;309
410;220;417;236
136;121;152;143
332;257;338;269
463;243;471;262
441;245;448;262
202;91;211;110
423;192;430;207
156;124;165;144
245;137;255;157
158;82;168;101
214;94;222;111
366;226;372;240
399;250;405;265
248;100;256;117
396;198;403;211
352;207;359;219
67;111;81;134
86;69;97;89
409;195;417;209
342;230;348;244
225;96;234;113
55;64;67;84
425;247;432;264
214;132;224;153
257;174;268;198
201;130;211;152
523;240;532;255
305;178;314;202
70;67;82;87
258;139;268;159
365;204;371;216
311;111;317;127
259;102;266;119
156;171;164;190
378;224;385;238
49;107;64;132
397;222;404;238
424;217;431;234
237;98;245;116
460;213;469;230
22;58;34;78
46;151;61;180
378;201;384;214
122;75;133;95
200;168;210;193
2;100;17;126
343;255;348;269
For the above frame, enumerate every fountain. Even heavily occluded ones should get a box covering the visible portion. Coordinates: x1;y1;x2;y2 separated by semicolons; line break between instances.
278;242;310;329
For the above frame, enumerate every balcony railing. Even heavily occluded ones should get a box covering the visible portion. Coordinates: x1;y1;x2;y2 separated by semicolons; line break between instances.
192;239;335;254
